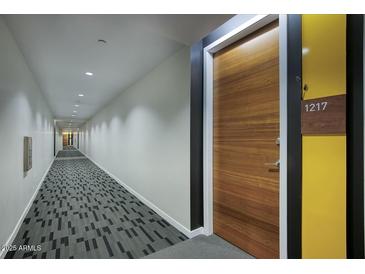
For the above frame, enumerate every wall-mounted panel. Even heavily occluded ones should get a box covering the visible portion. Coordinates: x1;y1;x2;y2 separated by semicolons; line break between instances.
23;136;32;172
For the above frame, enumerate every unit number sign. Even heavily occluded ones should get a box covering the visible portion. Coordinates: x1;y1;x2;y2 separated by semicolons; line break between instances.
301;94;346;135
304;101;328;112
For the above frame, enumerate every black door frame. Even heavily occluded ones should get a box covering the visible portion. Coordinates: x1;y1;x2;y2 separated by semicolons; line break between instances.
286;14;302;259
346;14;364;259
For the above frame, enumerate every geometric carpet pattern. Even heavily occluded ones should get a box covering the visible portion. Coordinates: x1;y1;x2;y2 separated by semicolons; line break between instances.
62;145;77;151
5;148;187;259
56;150;85;158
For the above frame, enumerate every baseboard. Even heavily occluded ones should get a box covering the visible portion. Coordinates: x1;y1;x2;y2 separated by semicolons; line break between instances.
83;152;204;239
0;156;56;259
189;227;206;238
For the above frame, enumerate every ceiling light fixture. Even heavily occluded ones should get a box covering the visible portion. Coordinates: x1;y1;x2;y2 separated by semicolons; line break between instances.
73;110;77;113
72;114;76;117
85;72;93;76
74;104;79;107
78;94;84;97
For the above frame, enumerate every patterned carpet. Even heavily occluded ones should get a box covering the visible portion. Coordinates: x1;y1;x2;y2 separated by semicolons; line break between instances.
5;148;187;259
63;146;77;150
56;150;85;158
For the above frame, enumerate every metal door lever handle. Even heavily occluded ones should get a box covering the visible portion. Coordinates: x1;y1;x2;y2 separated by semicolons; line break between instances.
264;160;280;168
276;137;280;145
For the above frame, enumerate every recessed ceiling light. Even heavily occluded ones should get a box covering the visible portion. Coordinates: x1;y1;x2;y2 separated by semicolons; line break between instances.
72;114;76;117
85;72;93;76
73;110;77;113
78;94;84;97
74;104;79;107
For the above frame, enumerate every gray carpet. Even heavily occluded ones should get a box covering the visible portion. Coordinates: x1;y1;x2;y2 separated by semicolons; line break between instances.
56;149;85;158
143;234;254;259
63;146;77;150
5;149;187;259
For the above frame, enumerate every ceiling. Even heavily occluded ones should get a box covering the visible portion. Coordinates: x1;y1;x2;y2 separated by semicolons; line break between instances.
55;119;85;131
3;14;233;130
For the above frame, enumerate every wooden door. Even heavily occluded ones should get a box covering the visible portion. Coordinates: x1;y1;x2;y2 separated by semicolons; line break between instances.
62;133;68;147
213;21;280;258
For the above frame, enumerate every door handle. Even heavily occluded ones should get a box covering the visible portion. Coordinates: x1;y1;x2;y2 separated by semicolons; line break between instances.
264;160;280;168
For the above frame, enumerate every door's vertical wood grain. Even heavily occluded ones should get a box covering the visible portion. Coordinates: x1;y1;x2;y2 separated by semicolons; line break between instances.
213;21;280;259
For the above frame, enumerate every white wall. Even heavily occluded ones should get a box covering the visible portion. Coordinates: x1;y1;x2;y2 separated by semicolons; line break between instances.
79;47;191;230
0;17;54;252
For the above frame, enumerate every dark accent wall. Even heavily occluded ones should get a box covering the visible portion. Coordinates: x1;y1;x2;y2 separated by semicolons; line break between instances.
190;40;204;230
286;14;302;259
346;14;364;259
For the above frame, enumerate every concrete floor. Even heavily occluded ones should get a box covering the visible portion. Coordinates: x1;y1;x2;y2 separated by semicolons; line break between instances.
143;234;254;259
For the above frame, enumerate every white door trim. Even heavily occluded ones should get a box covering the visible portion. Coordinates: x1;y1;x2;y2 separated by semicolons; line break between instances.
202;14;288;258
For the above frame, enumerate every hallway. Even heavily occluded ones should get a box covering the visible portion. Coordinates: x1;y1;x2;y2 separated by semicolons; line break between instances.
5;147;187;259
1;14;237;260
1;12;364;263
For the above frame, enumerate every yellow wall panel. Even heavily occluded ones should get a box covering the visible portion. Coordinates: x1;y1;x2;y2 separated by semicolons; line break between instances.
301;14;347;258
302;15;346;99
302;136;347;258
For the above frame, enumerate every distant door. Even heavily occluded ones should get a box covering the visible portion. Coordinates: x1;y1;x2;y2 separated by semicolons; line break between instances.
63;134;68;147
213;21;280;258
